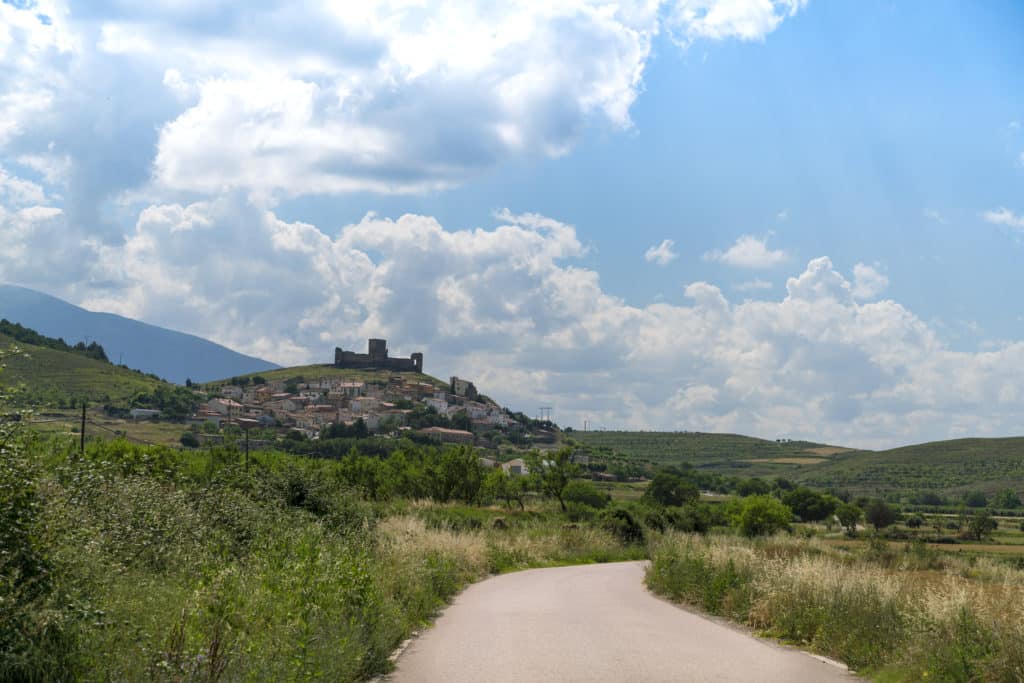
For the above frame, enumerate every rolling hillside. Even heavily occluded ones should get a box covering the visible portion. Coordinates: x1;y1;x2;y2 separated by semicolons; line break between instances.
798;438;1024;498
0;284;279;383
571;430;1024;499
569;430;849;475
0;332;165;406
213;363;449;389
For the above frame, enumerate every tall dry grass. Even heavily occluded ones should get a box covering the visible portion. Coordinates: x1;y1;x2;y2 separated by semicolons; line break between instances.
647;532;1024;680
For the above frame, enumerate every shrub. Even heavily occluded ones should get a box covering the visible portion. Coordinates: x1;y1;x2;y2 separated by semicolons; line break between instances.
644;471;699;507
963;491;989;508
665;503;711;534
599;507;645;545
562;480;609;509
734;495;792;537
565;501;596;523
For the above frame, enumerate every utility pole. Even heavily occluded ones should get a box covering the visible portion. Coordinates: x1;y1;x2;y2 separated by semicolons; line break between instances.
244;426;250;473
80;401;86;455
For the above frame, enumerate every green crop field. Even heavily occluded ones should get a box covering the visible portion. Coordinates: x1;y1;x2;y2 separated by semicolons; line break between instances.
570;430;1024;501
798;437;1024;498
1;333;166;406
569;430;848;476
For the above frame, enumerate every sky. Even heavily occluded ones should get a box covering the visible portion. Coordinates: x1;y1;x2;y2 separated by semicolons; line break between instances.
1;0;1022;448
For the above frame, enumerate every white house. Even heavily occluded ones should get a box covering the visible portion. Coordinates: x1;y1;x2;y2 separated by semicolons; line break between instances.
208;398;243;417
221;385;243;400
423;396;449;415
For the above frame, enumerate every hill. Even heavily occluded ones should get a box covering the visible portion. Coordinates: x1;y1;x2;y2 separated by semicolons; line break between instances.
213;363;449;389
571;430;1024;501
0;331;165;406
797;437;1024;500
0;284;279;383
569;430;848;476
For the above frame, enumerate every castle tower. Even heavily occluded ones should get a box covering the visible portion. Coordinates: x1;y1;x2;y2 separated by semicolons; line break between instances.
411;352;423;373
368;338;388;364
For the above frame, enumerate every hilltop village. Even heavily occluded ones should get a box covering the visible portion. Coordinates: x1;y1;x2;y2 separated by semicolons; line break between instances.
190;339;546;448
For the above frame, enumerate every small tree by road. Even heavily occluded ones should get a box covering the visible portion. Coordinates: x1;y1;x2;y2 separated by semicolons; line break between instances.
526;447;580;512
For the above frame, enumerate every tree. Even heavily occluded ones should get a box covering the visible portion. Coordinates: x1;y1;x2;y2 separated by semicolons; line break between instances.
905;514;925;529
179;431;199;448
644;471;699;507
781;487;837;522
736;478;770;497
964;510;998;541
734;495;792;537
482;467;528;510
865;499;897;530
963;491;989;508
526;447;580;511
430;445;484;504
992;489;1021;510
835;503;863;537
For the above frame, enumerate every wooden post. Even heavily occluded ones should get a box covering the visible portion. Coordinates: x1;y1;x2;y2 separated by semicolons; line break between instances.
80;401;86;455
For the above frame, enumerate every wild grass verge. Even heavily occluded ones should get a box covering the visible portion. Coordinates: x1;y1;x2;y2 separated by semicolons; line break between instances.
2;437;644;681
646;532;1024;681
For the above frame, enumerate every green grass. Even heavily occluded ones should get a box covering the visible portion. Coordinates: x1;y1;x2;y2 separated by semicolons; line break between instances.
1;333;166;406
210;363;448;389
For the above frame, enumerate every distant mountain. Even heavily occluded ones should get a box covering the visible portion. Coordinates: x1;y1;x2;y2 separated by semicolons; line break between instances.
0;284;279;384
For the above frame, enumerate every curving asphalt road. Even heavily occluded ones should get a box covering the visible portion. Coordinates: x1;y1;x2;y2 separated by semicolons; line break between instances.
388;561;858;683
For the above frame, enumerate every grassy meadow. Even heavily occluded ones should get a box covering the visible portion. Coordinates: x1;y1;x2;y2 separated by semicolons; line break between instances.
647;532;1024;681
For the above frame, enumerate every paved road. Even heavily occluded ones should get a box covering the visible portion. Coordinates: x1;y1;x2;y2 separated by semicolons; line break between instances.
388;561;857;682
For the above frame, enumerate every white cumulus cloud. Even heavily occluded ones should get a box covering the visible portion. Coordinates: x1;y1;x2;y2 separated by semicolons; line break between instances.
983;207;1024;231
666;0;809;45
852;263;889;300
4;198;1022;449
704;234;788;268
644;239;679;265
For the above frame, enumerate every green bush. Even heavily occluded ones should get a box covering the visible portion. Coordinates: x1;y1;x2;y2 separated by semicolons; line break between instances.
644;471;699;507
734;495;792;537
562;480;609;509
599;507;645;545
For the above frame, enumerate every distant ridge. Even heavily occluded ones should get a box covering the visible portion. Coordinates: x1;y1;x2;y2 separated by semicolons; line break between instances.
0;284;279;384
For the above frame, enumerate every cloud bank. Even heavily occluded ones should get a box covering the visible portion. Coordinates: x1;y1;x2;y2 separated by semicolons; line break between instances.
4;196;1022;449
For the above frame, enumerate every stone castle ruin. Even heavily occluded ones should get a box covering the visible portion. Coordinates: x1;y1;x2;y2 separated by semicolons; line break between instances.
334;338;423;373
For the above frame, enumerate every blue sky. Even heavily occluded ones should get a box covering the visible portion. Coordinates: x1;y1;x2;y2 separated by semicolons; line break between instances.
279;0;1024;346
1;0;1023;446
